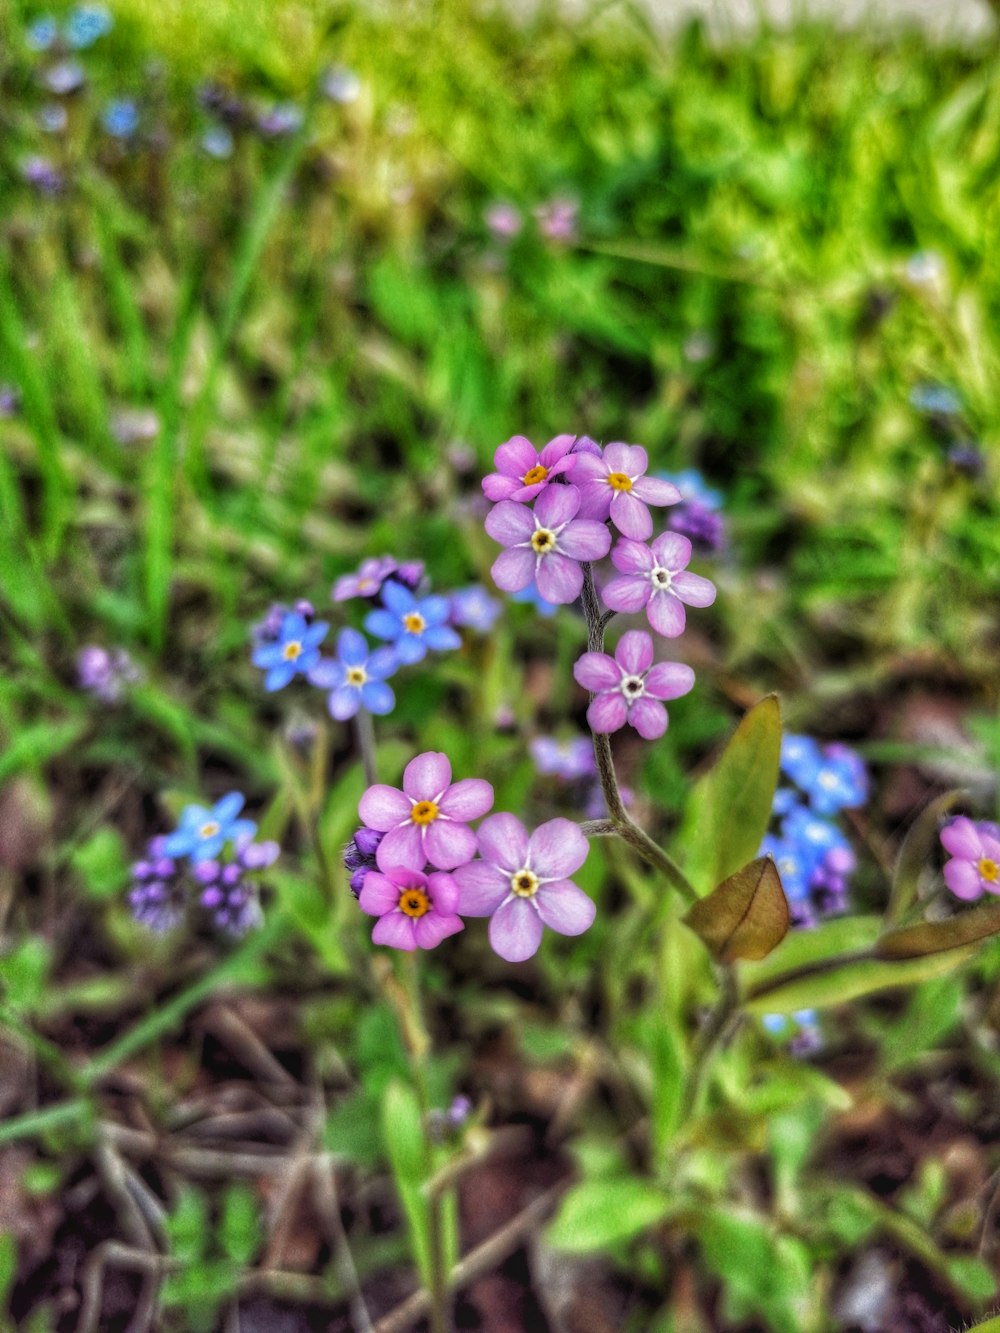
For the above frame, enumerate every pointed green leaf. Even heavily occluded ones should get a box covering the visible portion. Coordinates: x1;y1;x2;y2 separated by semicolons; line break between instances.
546;1176;674;1253
744;947;976;1015
886;790;964;926
680;696;782;894
685;858;789;962
381;1079;432;1286
877;901;1000;959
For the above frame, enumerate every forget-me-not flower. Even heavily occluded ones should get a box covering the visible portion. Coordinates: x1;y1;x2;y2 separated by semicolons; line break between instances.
164;793;257;862
308;628;397;719
365;582;460;664
252;610;328;691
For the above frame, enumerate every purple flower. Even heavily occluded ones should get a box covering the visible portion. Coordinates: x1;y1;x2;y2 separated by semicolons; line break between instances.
449;585;502;633
486;485;611;605
21;155;64;195
344;827;384;896
573;630;694;740
602;532;717;637
333;556;400;602
485;202;522;240
308;628;397;719
482;433;578;504
251;610;329;691
77;645;142;702
534;197;578;243
163;793;257;863
570;435;603;458
453;815;595;962
42;59;85;95
941;817;1000;901
364;582;460;663
572;444;681;540
359;865;464;951
256;102;303;137
192;836;276;935
128;837;184;932
359;751;494;871
0;385;20;418
530;736;596;782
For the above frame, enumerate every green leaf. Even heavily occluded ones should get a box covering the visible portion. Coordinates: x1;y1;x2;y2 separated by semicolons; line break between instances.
546;1176;674;1253
876;902;1000;959
680;696;782;894
220;1184;261;1266
381;1079;432;1286
69;828;129;901
0;939;51;1014
744;947;976;1015
166;1187;209;1264
886;790;964;926
697;1207;810;1333
742;915;882;992
685;857;789;962
0;719;87;786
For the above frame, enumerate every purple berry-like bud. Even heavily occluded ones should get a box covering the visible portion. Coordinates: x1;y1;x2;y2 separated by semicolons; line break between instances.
354;827;383;858
192;860;220;885
393;562;425;591
570;435;603;457
254;604;286;642
349;867;368;897
240;839;279;870
294;599;316;623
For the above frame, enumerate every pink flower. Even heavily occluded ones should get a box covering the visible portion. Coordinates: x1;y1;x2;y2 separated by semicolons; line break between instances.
359;752;494;871
573;443;681;540
602;531;716;637
482;434;578;504
572;630;694;740
485;484;611;605
360;865;464;951
454;815;595;962
940;817;1000;901
485;202;522;240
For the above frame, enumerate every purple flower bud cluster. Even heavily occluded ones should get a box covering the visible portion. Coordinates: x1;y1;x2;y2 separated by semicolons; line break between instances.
657;469;728;555
343;826;384;897
77;645;142;703
192;837;277;934
128;836;185;933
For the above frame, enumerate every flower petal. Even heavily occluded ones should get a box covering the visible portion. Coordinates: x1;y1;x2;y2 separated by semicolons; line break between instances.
535;881;596;936
365;609;401;641
940;817;982;860
528;818;590;878
534;482;581;529
381;580;416;614
403;752;452;800
423;819;478;870
944;859;983;900
491;547;536;593
601;574;650;614
629;696;668;740
615;630;653;676
372;911;417;950
611;538;654;575
337;628;369;666
647;590;686;638
538;433;578;466
632;476;681;506
423;625;462;651
395;634;427;664
650;530;692;571
489;898;543;962
359;872;401;916
427;871;459;915
483;474;522;502
367;648;398;680
556;518;612;562
419;595;451;626
328;684;361;720
453;860;510;915
439;778;494;821
485;500;536;546
475;813;529;872
414;913;463;949
265;662;297;691
644;662;695;700
672;571;717;608
494;434;538;478
376;823;424;871
535;552;583;604
359;784;411;830
572;651;621;691
309;659;342;689
360;680;395;715
587;692;628;733
610;489;652;540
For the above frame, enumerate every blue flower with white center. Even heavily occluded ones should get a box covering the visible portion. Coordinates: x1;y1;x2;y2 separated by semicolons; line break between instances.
782;804;853;862
510;580;558;618
308;629;397;720
779;734;823;789
65;4;112;47
760;832;818;903
102;98;139;138
202;125;234;159
449;585;502;633
251;611;328;691
164;793;257;862
27;16;58;50
364;581;460;664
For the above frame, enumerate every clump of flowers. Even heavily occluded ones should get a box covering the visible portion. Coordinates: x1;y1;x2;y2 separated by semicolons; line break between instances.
77;645;142;702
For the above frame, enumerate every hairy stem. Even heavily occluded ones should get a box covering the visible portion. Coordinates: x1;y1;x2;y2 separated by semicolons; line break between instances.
354;708;378;788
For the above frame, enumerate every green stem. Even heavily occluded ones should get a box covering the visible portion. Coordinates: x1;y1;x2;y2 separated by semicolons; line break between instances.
354;709;378;788
580;564;698;906
679;966;739;1123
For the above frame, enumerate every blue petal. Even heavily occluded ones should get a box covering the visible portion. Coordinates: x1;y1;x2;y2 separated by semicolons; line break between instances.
308;658;342;689
163;830;195;857
178;804;210;829
192;834;225;861
328;684;361;720
229;818;258;843
252;643;284;668
302;620;329;648
381;580;415;615
367;647;398;680
361;680;394;715
282;611;308;642
338;627;369;666
214;793;245;823
265;662;296;691
299;648;322;673
365;609;401;641
394;634;427;664
423;625;461;651
418;595;450;626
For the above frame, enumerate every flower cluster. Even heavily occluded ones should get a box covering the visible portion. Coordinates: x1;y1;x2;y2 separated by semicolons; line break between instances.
483;197;579;246
940;817;1000;902
77;645;142;703
129;793;277;936
760;735;868;926
659;468;728;555
348;751;596;962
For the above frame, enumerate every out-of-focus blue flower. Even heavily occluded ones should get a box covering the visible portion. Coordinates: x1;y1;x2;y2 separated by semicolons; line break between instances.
251;610;328;691
308;628;397;719
910;383;961;416
38;103;68;133
510;581;559;618
660;468;723;512
779;734;823;789
782;804;854;863
164;793;257;863
42;59;85;95
201;124;234;159
530;736;596;783
364;582;460;664
322;65;361;103
760;832;817;904
66;4;113;48
762;1009;821;1054
449;585;502;633
102;97;139;138
27;16;59;50
782;737;867;815
256;103;303;137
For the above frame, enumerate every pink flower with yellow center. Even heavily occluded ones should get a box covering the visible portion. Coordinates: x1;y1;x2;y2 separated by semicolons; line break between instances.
485;484;611;605
359;751;494;871
359;865;464;951
482;433;579;504
940;817;1000;901
572;443;681;540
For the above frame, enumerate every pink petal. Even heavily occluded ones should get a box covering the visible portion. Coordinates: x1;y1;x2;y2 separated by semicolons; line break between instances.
538;433;578;465
438;778;494;821
423;819;478;870
644;662;695;700
491;547;536;593
615;629;653;676
534;880;596;936
535;483;581;529
482;474;521;502
508;480;548;503
651;530;692;571
453;860;510;915
475;813;529;871
575;482;612;521
372;911;417;950
629;697;668;740
359;872;402;916
557;518;612;562
414;912;464;949
546;455;577;479
494;435;538;478
587;692;628;733
375;822;424;871
528;818;589;878
403;751;452;800
358;784;411;831
536;552;583;604
569;453;606;484
647;590;686;638
672;571;717;608
602;441;633;473
489;898;544;962
944;858;983;900
632;476;681;506
602;574;650;614
573;651;621;691
610;490;652;540
611;538;654;575
940;816;982;860
427;870;459;915
485;500;536;546
983;835;1000;862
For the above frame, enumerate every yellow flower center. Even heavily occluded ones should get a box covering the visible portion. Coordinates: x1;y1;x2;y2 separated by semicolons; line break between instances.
530;528;555;554
199;821;220;839
346;666;367;686
979;858;999;883
607;472;632;492
522;464;549;486
398;887;431;918
411;800;439;825
403;612;426;634
283;640;303;661
510;868;539;898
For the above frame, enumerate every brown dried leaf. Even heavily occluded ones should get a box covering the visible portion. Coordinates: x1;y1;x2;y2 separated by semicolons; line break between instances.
685;857;790;963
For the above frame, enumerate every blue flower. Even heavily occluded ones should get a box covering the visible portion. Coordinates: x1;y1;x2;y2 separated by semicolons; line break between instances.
164;793;257;863
760;832;818;902
251;610;328;691
65;4;113;48
910;383;961;416
364;582;460;664
102;97;139;138
657;468;723;511
27;16;58;50
449;585;502;633
202;125;234;159
782;805;853;862
779;734;823;788
308;628;397;720
510;581;558;618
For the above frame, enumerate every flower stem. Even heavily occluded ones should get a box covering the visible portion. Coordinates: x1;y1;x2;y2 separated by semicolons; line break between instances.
679;965;739;1123
580;563;698;906
354;708;378;788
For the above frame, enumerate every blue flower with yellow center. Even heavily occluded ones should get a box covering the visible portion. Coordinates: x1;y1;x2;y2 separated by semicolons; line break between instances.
164;793;257;862
364;582;460;664
252;610;328;691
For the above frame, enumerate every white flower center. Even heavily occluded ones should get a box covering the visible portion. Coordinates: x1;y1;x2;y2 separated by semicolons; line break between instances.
620;674;645;701
650;566;673;590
